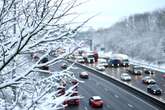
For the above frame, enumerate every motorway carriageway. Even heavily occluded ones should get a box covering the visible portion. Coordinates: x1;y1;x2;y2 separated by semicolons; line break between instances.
63;62;161;110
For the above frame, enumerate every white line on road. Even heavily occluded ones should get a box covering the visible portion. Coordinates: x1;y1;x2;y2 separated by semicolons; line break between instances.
114;94;119;98
107;105;111;108
128;104;134;108
84;106;88;110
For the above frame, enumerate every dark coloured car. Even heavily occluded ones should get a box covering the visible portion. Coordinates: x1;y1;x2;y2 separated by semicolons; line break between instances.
71;80;78;85
31;53;39;60
143;68;155;74
147;84;162;95
79;72;89;79
87;55;95;64
39;57;49;70
57;86;65;96
142;76;156;84
61;63;68;69
89;96;103;108
121;59;130;67
128;65;142;75
108;59;122;67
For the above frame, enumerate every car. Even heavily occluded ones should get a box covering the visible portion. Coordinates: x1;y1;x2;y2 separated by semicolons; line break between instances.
57;86;65;96
89;96;103;108
142;76;156;84
95;65;105;71
121;59;130;67
128;65;143;75
61;63;68;69
162;74;165;79
71;80;78;85
143;68;155;74
97;59;108;67
40;65;49;70
120;73;131;81
76;56;85;63
31;53;39;60
87;55;95;64
79;72;89;79
64;92;80;106
39;57;49;70
147;84;162;95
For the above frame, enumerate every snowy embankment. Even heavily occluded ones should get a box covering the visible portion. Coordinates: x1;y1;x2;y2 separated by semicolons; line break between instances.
130;58;165;73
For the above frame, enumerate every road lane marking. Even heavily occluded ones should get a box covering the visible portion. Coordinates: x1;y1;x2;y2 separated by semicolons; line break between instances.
104;88;109;92
84;107;88;110
96;82;100;86
128;104;134;108
107;105;111;108
116;85;159;110
77;65;160;110
114;94;119;98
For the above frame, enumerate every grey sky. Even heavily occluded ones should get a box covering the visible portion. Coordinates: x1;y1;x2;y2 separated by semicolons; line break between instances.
77;0;165;30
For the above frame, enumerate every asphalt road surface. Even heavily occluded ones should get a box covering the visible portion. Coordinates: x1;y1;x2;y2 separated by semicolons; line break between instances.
64;63;160;110
103;66;165;101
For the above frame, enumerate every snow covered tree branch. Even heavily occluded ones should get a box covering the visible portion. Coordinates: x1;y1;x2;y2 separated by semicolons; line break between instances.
0;0;88;110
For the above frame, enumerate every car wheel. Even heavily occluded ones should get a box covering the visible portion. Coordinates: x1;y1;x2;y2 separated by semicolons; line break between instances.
89;100;91;105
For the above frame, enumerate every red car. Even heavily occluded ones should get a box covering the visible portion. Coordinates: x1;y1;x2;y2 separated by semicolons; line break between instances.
61;63;68;69
64;92;80;106
89;96;103;108
31;53;39;60
162;74;165;79
71;80;78;85
57;86;65;96
79;72;89;79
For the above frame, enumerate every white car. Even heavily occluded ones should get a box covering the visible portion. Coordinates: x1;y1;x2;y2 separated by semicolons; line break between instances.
76;56;85;63
95;65;105;71
98;59;108;67
120;73;131;81
80;71;89;79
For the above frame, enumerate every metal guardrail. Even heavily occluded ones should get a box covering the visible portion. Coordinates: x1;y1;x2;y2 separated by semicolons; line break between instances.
130;59;165;73
68;60;165;110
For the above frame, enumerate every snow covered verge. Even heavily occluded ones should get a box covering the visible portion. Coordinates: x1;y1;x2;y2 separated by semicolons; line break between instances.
130;58;165;73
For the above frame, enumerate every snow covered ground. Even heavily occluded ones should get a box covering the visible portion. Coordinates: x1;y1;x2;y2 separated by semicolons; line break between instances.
130;58;165;73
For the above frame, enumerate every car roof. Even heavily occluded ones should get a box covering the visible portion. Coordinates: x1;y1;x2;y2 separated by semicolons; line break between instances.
81;71;88;75
121;73;129;75
149;84;160;89
92;96;102;100
144;76;151;79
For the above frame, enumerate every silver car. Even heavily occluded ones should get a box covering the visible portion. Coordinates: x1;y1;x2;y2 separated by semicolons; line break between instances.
120;73;131;81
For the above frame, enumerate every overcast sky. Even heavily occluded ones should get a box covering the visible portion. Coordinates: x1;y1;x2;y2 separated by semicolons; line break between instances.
77;0;165;30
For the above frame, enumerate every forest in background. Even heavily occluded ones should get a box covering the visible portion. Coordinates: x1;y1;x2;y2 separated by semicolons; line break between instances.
77;8;165;64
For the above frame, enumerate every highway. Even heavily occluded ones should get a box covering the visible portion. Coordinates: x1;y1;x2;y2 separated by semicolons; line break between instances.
64;63;160;110
104;66;165;101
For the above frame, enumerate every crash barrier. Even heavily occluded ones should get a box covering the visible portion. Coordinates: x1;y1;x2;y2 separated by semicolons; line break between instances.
130;59;165;73
68;60;165;110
